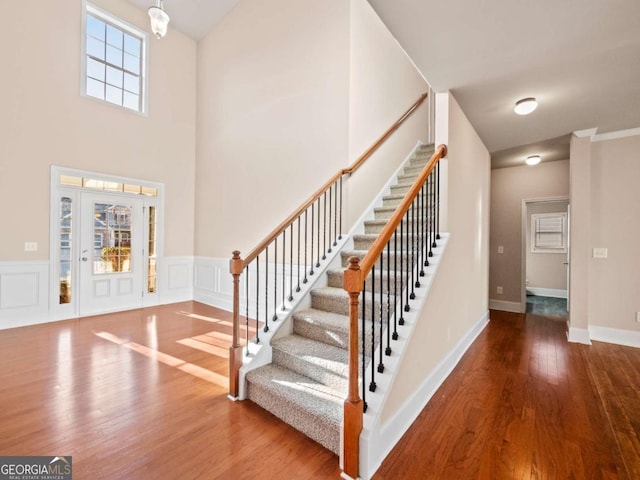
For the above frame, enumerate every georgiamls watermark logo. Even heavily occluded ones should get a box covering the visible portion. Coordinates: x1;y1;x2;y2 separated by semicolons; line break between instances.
0;456;72;480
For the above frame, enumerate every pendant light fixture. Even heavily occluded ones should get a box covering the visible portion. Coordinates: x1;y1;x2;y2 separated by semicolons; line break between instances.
148;0;170;39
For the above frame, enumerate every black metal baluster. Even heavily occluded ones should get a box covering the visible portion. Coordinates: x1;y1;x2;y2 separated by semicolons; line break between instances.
378;253;384;372
410;203;416;300
369;267;377;392
333;181;338;246
288;225;293;301
428;172;433;260
436;162;441;240
339;177;343;240
322;192;327;260
399;218;405;325
255;257;260;343
245;265;249;354
404;211;411;313
361;285;367;413
310;204;315;276
316;199;321;268
420;182;426;275
414;196;421;289
282;231;286;310
264;247;269;333
386;239;392;355
273;237;278;321
393;229;399;340
328;186;332;253
296;218;301;292
431;170;436;252
304;210;309;282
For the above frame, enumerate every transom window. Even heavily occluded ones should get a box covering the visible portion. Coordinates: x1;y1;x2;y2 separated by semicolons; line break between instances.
83;3;146;113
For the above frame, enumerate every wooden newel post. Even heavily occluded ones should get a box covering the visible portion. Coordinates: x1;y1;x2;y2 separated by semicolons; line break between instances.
343;256;364;479
229;250;244;398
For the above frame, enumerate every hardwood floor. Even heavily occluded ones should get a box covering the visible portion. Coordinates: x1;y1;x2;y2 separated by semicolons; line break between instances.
0;305;638;479
0;302;340;479
375;310;640;480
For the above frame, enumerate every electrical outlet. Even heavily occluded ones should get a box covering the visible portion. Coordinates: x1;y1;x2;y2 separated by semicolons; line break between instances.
497;286;503;295
497;246;504;254
24;242;38;252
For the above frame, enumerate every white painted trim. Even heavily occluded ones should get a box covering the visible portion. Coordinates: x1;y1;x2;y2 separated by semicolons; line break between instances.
567;324;591;345
0;261;50;330
592;127;640;143
157;256;194;305
573;128;598;139
489;299;523;313
526;287;567;299
359;305;489;480
589;325;640;348
193;257;234;311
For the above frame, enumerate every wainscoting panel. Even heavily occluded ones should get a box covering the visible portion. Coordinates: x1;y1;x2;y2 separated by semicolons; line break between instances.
0;261;50;329
158;257;194;305
194;257;233;311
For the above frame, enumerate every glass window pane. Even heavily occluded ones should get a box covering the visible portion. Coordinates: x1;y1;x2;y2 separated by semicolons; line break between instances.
123;184;141;194
86;78;105;99
123;92;139;111
141;186;158;197
60;175;83;187
86;37;105;61
94;203;132;274
106;25;123;49
87;57;105;82
59;197;73;304
123;53;140;75
106;45;123;68
104;181;123;192
86;15;105;41
123;72;139;94
106;66;123;88
124;34;141;55
106;85;123;105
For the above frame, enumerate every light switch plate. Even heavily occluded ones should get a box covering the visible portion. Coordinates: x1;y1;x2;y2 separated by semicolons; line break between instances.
497;246;504;254
593;247;608;259
24;242;38;252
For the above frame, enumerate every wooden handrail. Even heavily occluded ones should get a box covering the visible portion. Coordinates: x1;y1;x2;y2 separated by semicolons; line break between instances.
359;144;447;277
341;143;448;479
233;92;429;272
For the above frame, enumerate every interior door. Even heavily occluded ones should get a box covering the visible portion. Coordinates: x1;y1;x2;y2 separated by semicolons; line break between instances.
80;192;144;316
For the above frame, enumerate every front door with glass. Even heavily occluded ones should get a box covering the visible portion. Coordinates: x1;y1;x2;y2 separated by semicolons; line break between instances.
79;192;143;316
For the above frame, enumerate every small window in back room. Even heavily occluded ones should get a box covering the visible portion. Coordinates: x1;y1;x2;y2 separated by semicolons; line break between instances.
82;2;147;113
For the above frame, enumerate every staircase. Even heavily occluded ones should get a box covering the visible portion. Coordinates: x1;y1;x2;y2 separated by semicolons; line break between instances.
245;144;436;454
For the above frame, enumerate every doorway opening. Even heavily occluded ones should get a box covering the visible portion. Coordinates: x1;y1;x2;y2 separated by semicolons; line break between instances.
521;197;569;319
50;167;162;320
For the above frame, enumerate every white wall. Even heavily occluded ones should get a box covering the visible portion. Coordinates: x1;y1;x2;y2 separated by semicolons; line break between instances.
589;134;640;334
195;0;351;260
380;92;490;422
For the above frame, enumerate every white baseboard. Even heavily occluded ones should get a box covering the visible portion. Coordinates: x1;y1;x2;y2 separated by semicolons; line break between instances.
589;325;640;348
567;325;591;345
526;287;567;299
360;308;489;479
489;299;523;313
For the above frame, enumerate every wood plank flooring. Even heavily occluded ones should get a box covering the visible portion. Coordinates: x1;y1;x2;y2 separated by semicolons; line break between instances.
375;310;640;480
0;304;638;479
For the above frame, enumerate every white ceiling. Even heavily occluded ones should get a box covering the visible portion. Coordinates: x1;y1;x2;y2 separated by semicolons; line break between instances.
129;0;640;168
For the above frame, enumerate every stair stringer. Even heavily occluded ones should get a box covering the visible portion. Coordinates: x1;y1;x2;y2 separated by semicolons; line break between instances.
236;140;425;400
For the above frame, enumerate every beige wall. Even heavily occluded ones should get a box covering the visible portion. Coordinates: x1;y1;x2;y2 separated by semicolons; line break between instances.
345;0;429;228
525;201;569;291
0;0;197;260
382;92;490;421
589;135;640;331
490;160;570;305
195;0;351;259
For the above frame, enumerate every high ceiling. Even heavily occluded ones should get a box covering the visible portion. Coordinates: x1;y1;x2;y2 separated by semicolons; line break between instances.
130;0;640;168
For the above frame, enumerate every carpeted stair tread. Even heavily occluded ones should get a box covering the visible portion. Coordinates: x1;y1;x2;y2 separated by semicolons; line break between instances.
246;364;342;453
272;335;349;390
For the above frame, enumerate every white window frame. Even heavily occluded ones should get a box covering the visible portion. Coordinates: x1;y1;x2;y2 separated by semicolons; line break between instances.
531;212;567;254
81;1;149;115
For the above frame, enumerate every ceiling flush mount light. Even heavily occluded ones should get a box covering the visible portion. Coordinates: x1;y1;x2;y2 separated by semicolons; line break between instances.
526;155;541;166
514;97;538;115
148;0;170;39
